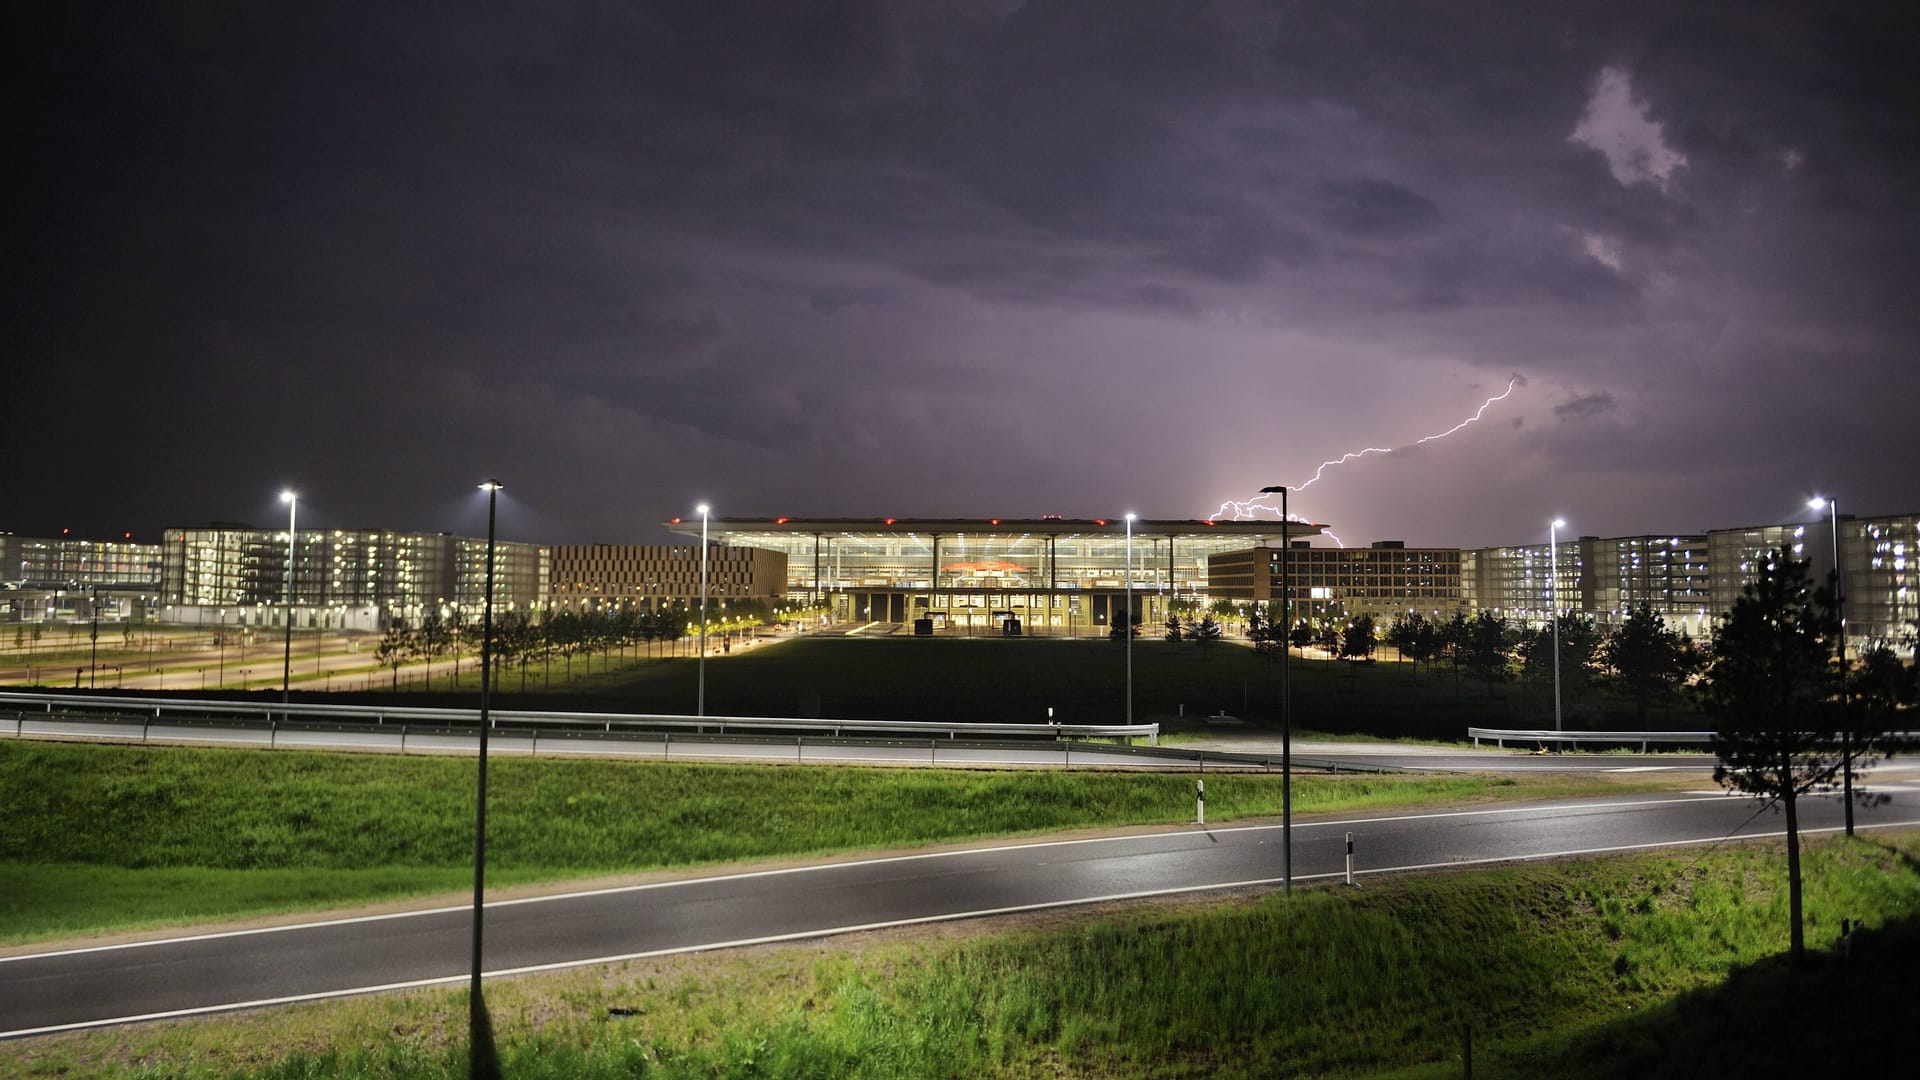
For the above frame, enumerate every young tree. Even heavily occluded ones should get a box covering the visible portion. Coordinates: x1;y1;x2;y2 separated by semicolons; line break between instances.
1385;612;1435;679
1314;618;1340;656
1440;612;1471;699
411;614;450;692
375;622;409;690
1459;612;1511;694
1601;605;1687;724
1163;612;1184;642
1702;549;1846;964
1288;619;1313;652
1854;643;1916;718
1339;614;1377;662
1193;613;1223;645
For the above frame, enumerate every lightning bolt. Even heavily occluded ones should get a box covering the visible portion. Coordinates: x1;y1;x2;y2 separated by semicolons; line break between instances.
1210;376;1523;544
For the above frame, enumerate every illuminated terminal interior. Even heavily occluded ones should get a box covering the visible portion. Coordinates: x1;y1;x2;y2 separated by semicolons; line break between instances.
664;517;1325;634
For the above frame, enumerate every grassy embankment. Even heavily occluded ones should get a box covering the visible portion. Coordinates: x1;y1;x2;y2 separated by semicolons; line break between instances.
8;833;1916;1078
0;740;1659;944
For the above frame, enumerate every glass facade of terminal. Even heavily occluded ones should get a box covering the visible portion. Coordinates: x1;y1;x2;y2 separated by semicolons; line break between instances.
671;519;1319;634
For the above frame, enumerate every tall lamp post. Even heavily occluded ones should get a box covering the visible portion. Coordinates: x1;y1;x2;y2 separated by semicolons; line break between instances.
89;584;100;689
280;490;298;704
1549;518;1566;733
697;503;710;717
1124;513;1136;725
1258;485;1292;895
470;479;503;1074
1809;495;1852;835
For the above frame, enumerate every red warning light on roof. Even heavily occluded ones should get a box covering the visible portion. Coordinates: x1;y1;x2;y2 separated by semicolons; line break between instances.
776;517;789;524
885;518;897;525
1205;520;1216;526
670;517;682;524
1094;519;1108;526
990;518;1000;525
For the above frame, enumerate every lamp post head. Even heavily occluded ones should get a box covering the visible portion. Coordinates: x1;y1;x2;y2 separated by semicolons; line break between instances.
1124;513;1136;523
1550;518;1566;529
478;480;504;493
1259;485;1286;494
1808;496;1829;512
280;489;297;504
696;503;710;517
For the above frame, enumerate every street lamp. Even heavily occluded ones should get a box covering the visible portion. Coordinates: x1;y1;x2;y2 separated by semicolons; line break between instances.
1550;518;1566;733
280;490;298;705
1124;513;1136;726
1258;485;1292;895
470;478;503;1074
697;503;710;717
89;584;100;689
1810;495;1852;835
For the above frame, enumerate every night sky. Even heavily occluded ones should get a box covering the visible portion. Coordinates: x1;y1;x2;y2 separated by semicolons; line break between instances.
15;2;1918;548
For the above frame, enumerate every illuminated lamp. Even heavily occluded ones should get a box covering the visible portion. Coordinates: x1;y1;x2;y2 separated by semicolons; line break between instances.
1095;519;1107;526
776;517;789;524
990;519;1000;525
885;518;897;525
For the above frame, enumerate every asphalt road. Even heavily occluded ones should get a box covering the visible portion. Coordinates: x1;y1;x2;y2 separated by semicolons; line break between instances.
7;784;1919;1039
5;719;1723;772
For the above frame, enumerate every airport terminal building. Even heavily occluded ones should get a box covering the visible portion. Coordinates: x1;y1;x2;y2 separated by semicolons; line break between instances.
663;517;1325;635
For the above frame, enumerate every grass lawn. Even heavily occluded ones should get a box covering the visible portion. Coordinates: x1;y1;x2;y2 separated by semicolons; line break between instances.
318;636;1703;738
7;832;1915;1078
0;740;1666;944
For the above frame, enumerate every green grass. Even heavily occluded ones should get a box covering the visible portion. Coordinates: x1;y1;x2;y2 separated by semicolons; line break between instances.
0;740;1654;943
331;636;1703;738
8;832;1915;1078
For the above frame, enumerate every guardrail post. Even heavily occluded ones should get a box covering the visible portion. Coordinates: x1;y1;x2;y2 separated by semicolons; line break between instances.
1196;778;1205;825
797;735;804;762
269;719;277;749
663;731;670;760
401;724;408;754
1345;832;1355;886
930;738;937;766
1064;739;1070;770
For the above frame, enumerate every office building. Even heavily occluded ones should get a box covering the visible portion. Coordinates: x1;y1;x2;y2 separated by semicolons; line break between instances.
549;544;788;612
159;526;548;631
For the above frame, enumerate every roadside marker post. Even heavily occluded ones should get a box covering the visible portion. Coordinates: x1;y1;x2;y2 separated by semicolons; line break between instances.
1345;832;1356;887
1196;778;1205;825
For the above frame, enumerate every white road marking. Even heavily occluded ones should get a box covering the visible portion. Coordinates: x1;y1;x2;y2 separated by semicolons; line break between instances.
8;814;1918;1040
0;793;1734;965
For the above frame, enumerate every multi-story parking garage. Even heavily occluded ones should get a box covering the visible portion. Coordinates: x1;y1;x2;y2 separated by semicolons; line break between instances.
662;517;1326;635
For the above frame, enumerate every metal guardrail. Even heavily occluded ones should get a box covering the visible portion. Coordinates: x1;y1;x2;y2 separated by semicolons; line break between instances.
1468;727;1920;753
1468;727;1711;751
0;691;1159;744
0;696;1398;773
0;710;1392;771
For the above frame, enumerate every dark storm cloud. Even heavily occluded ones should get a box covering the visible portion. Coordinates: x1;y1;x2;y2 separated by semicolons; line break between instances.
1554;392;1619;422
10;0;1918;545
1316;178;1443;237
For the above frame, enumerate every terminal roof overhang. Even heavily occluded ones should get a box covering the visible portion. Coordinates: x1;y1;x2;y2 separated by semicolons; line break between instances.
663;517;1327;541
